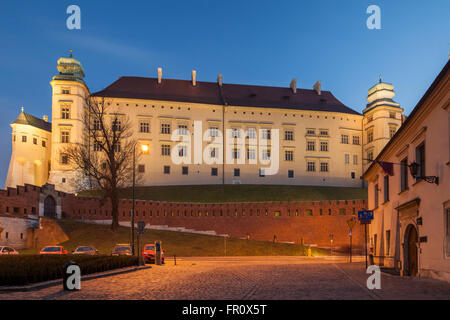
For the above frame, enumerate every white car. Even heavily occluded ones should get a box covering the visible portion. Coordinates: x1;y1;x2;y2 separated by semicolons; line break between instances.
0;246;19;255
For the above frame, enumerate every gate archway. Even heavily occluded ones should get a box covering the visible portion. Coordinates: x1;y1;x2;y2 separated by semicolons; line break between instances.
403;224;418;276
44;196;56;219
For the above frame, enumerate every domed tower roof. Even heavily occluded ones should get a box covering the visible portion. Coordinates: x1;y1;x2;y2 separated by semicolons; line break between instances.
363;75;400;114
52;50;86;84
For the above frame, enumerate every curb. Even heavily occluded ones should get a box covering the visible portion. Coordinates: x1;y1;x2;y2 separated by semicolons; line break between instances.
0;265;152;293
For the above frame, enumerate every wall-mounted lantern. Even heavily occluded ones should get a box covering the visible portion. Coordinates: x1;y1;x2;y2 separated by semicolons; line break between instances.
409;162;439;184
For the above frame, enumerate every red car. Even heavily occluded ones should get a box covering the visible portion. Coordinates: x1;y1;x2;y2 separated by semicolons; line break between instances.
0;246;19;255
39;246;68;255
142;244;165;264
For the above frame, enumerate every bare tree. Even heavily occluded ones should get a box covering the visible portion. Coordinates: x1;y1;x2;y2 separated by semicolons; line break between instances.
63;96;139;231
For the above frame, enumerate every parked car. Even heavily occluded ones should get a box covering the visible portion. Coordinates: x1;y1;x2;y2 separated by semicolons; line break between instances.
39;246;68;255
0;246;19;255
73;246;99;255
142;244;165;264
111;244;132;256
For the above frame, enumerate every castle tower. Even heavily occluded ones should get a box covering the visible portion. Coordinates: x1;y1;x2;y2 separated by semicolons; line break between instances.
5;108;52;188
362;77;403;172
47;52;90;192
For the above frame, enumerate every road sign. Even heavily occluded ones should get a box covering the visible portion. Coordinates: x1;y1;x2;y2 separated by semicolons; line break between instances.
347;217;356;230
358;210;374;222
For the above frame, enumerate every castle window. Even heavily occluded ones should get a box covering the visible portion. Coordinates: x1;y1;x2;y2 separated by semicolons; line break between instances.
367;116;373;123
182;166;189;175
305;209;313;216
211;168;218;176
353;155;358;165
247;128;256;139
93;141;102;152
210;147;218;159
306;129;315;135
259;169;265;177
284;130;294;141
367;150;374;162
285;150;294;161
353;136;360;145
61;107;70;119
341;135;349;144
60;153;68;165
307;141;315;151
161;123;171;134
232;148;240;159
61;131;70;143
33;138;37;145
234;168;240;177
61;88;70;94
22;136;27;142
319;130;328;136
288;170;294;178
344;154;350;164
178;146;187;157
262;149;271;160
400;157;408;192
389;112;396;119
161;144;171;156
247;148;256;160
42;140;46;148
307;161;315;172
389;126;397;138
261;129;271;140
112;120;121;132
164;166;170;174
231;128;241;138
339;209;346;216
93;119;100;130
138;165;145;173
367;130;374;143
209;127;219;137
178;125;188;135
320;162;329;172
114;142;121;152
140;122;150;133
320;141;328;152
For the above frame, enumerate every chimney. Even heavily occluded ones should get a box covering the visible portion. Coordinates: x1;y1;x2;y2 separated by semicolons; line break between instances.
43;115;48;122
290;78;297;94
157;67;162;84
192;70;197;86
313;80;321;95
217;74;223;87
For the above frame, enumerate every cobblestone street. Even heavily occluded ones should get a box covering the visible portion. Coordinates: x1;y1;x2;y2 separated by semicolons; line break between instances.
1;257;450;300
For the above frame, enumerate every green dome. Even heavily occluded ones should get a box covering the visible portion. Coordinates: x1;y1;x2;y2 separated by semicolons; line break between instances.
53;54;85;83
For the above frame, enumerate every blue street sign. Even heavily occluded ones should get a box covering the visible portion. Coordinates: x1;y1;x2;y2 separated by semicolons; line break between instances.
358;210;374;221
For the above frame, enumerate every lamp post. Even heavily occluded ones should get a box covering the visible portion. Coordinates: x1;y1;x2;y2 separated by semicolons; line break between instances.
131;143;149;256
409;162;439;184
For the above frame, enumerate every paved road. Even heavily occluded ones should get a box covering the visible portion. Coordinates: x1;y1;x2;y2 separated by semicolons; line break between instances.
2;257;450;300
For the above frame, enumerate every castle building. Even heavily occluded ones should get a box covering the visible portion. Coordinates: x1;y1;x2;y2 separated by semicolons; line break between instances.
5;55;403;193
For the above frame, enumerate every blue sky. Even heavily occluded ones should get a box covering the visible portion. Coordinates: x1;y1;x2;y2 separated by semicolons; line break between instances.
0;0;449;187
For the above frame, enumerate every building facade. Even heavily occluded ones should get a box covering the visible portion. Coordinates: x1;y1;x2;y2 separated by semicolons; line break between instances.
5;55;402;193
363;60;450;282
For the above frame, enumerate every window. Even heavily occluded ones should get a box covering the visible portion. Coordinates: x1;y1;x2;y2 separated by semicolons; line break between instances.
285;130;294;141
351;172;356;179
262;149;271;160
234;168;240;177
42;140;46;148
367;116;373;123
288;170;294;178
320;141;328;152
22;136;27;143
374;234;378;255
232;148;240;159
61;88;70;94
60;153;68;165
389;126;396;138
209;127;219;137
247;148;256;160
261;129;271;140
339;209;346;216
344;154;350;164
61;107;70;119
319;130;328;136
178;146;187;157
285;150;294;161
93;119;101;130
112;120;121;132
305;209;313;216
415;143;426;182
353;136;360;145
164;166;170;174
341;135;349;144
320;162;329;172
231;128;241;138
389;112;396;119
353;155;358;165
161;123;171;134
178;124;188;135
138;165;145;173
161;144;171;156
211;168;218;176
306;129;315;135
307;161;315;172
400;157;408;192
384;175;389;202
247;128;256;139
367;151;374;162
210;147;218;159
307;141;315;151
114;142;121;153
182;166;188;175
33;138;37;145
374;184;379;209
61;131;70;143
385;230;391;256
140;122;150;133
93;141;102;152
367;130;374;143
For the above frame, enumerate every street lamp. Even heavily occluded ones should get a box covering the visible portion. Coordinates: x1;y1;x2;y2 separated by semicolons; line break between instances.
131;143;149;256
409;162;439;184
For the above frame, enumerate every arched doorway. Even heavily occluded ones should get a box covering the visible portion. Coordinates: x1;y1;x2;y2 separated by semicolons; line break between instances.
404;224;418;276
44;196;56;219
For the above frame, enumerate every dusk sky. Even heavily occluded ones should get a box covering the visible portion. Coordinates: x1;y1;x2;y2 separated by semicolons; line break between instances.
0;0;449;187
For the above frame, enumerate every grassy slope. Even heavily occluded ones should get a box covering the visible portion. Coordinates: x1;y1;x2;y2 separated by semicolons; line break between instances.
80;185;367;203
21;220;328;257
